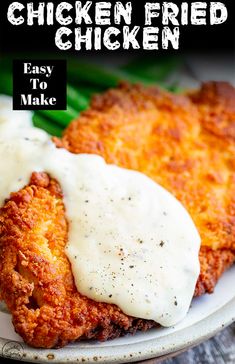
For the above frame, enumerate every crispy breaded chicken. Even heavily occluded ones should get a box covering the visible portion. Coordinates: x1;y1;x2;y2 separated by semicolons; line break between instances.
0;82;235;348
61;81;235;297
0;173;154;348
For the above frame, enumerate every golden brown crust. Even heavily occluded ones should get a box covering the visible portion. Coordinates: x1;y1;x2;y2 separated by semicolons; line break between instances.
195;247;235;296
0;81;235;348
61;80;235;288
0;173;156;348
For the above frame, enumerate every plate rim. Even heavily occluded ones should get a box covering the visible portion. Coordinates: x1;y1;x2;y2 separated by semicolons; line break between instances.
0;295;235;364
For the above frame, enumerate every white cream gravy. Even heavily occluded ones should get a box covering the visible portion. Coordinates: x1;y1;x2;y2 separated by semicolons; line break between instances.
0;95;200;326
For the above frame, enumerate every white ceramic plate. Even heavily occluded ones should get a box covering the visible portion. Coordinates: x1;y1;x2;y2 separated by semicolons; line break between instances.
0;266;235;363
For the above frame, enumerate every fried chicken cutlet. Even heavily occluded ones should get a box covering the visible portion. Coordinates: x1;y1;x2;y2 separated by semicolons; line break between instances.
0;82;235;348
61;81;235;297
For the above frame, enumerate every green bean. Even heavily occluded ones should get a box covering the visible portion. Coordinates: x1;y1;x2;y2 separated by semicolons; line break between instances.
38;107;78;127
0;71;13;95
67;84;90;111
33;113;63;137
67;60;153;88
122;56;182;82
75;85;102;98
167;84;184;93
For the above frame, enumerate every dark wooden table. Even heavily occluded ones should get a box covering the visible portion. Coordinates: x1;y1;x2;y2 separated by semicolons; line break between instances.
140;323;235;364
1;323;235;364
